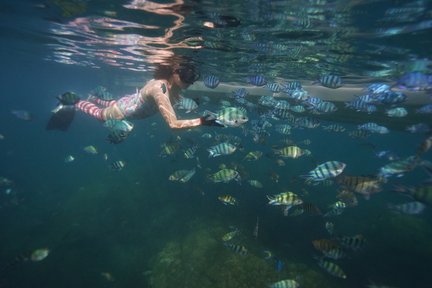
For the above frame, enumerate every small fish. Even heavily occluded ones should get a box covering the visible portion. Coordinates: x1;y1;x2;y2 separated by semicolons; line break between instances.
168;168;196;183
267;192;303;207
100;272;115;282
213;107;249;127
338;234;366;251
312;239;340;252
103;119;134;132
207;142;237;157
388;201;426;215
273;145;306;159
247;180;263;188
90;86;114;100
0;133;5;140
107;128;129;144
208;169;240;183
30;248;50;262
222;229;240;242
317;258;347;279
416;104;432;114
386;107;408;117
110;160;126;171
317;75;342;89
11;110;32;121
325;222;334;235
203;75;220;88
224;243;247;255
246;75;267;86
160;142;180;157
243;151;263;161
302;161;346;182
218;194;237;205
375;150;399;161
262;250;273;260
0;177;13;187
183;145;198;159
378;156;418;178
64;155;75;163
324;201;346;217
83;145;98;154
266;82;281;92
358;122;389;134
269;279;299;288
175;97;199;113
395;185;432;206
323;247;347;260
406;123;430;133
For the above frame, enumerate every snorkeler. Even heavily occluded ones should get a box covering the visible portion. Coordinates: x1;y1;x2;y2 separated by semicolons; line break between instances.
47;60;222;132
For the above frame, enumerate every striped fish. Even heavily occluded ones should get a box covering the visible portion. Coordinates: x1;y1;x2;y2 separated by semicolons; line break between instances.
208;169;240;183
110;160;126;171
323;124;346;132
318;75;342;89
388;201;426;215
203;75;220;88
302;161;346;182
266;82;281;92
282;81;302;91
317;258;347;279
174;97;198;113
312;101;338;113
224;243;248;256
246;75;267;86
273;145;305;159
274;124;292;135
324;201;346;217
104;119;134;133
312;239;340;252
210;107;248;127
183;145;198;159
218;194;237;205
267;192;303;206
207;142;237;157
243;151;263;161
358;122;389;134
168;168;196;183
323;247;347;260
269;279;300;288
107;129;129;144
338;234;366;251
232;88;248;99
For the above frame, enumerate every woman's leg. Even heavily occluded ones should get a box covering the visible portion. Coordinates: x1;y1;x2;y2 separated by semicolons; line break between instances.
75;100;105;121
88;96;116;107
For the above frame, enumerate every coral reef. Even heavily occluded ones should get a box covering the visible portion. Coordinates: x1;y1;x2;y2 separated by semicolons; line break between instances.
149;222;333;288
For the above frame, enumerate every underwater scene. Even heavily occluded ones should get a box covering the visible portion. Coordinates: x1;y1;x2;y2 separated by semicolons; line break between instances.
1;0;432;287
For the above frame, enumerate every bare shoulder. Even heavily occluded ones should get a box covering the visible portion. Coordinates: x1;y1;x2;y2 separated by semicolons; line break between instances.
143;79;169;96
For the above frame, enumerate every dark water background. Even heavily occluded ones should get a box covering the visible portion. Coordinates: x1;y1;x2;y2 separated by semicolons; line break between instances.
1;0;432;288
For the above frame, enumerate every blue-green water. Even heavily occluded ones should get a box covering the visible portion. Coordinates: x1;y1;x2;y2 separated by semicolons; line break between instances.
1;0;432;288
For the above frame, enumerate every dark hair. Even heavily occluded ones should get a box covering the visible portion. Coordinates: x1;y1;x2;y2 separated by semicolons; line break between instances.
153;56;199;84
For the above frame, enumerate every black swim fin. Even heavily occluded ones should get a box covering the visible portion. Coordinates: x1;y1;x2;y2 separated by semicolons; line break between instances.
46;106;75;131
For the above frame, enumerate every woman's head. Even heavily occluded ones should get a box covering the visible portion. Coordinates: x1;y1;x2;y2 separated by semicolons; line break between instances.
153;56;199;86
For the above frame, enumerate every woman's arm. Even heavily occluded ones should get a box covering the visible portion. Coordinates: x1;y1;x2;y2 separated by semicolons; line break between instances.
152;84;202;129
